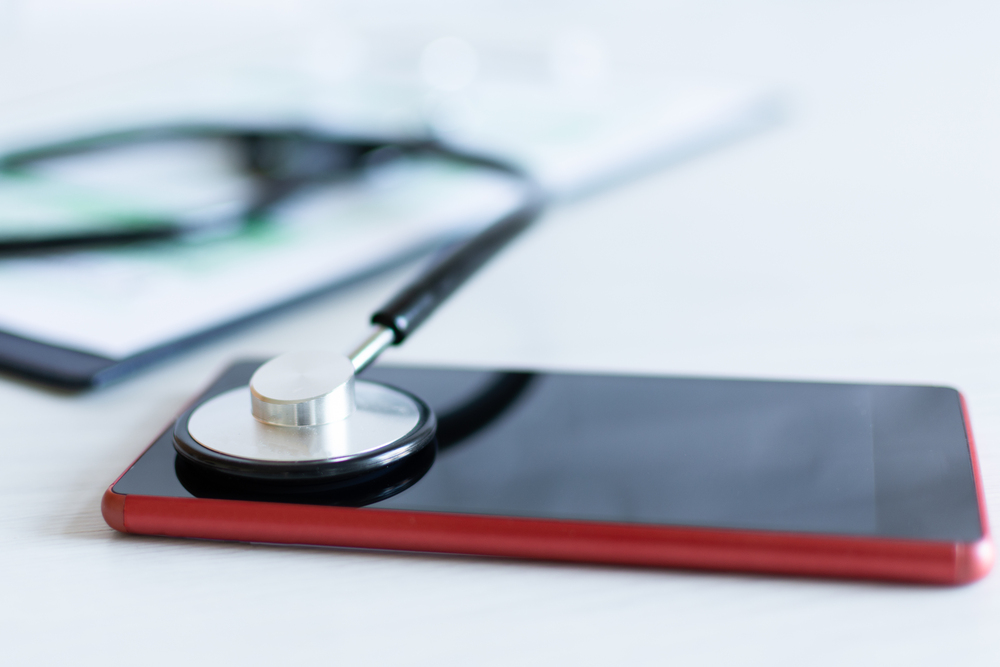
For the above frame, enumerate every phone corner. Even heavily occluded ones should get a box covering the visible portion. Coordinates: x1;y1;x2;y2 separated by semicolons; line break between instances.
956;391;992;584
101;487;128;533
954;536;994;584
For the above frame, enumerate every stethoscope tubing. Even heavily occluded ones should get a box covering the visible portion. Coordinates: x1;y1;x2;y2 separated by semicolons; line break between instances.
0;124;544;253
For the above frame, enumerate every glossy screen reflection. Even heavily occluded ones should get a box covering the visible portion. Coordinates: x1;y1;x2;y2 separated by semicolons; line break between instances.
368;368;879;535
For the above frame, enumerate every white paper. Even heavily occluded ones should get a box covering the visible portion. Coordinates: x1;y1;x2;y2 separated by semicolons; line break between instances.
0;75;778;360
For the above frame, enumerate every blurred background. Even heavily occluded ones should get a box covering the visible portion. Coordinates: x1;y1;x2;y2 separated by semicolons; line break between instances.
0;0;997;383
0;0;686;98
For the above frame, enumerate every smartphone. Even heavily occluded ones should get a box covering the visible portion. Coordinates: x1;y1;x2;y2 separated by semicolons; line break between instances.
103;361;992;584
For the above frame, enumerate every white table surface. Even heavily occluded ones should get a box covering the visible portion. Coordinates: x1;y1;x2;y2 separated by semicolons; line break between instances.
3;1;1000;664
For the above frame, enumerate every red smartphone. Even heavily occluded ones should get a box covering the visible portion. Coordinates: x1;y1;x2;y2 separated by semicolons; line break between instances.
103;361;992;584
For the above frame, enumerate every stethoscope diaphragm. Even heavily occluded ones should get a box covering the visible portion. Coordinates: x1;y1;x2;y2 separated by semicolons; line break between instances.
169;155;543;489
174;374;435;482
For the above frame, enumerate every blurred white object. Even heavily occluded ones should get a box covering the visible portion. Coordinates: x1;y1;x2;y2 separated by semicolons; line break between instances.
0;22;780;361
420;37;480;92
0;58;779;198
548;27;610;90
432;82;778;199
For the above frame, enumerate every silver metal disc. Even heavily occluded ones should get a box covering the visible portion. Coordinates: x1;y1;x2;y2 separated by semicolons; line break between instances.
187;380;421;463
249;350;356;426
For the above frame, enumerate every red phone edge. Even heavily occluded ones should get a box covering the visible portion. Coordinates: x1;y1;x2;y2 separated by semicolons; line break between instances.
100;392;993;585
956;393;993;582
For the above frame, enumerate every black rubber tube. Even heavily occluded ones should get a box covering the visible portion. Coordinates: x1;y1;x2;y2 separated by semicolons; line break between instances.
371;189;544;343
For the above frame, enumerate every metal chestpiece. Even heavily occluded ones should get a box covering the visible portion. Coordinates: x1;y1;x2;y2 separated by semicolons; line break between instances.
249;350;357;427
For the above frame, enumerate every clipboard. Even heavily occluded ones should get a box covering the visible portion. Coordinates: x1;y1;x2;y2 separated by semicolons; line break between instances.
0;82;780;389
0;247;429;389
0;159;524;388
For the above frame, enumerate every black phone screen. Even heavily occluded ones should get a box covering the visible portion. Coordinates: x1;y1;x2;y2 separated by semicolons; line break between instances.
113;363;983;542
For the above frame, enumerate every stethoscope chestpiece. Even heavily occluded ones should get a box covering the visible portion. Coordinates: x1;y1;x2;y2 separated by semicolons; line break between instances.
173;351;436;484
174;427;438;506
169;155;542;490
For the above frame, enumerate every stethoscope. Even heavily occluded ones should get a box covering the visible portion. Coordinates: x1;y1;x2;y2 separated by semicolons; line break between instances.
0;124;533;253
0;124;547;486
171;179;543;487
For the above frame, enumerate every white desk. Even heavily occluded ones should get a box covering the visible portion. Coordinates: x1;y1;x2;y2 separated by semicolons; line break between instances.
3;1;1000;663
